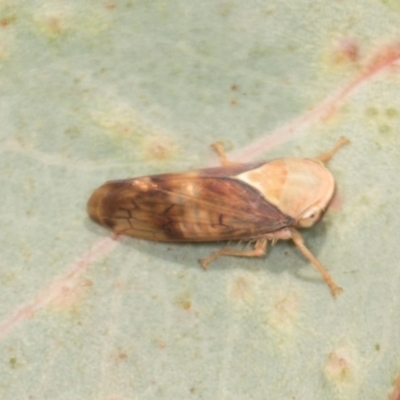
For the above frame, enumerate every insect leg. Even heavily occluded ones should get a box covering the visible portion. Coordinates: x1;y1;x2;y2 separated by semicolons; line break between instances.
315;136;350;164
289;228;343;297
199;239;267;269
210;141;236;166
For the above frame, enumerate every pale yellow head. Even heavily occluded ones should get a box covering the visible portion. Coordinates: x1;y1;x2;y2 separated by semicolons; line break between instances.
235;158;335;228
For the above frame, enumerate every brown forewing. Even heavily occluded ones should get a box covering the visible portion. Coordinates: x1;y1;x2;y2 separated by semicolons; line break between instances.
87;163;294;242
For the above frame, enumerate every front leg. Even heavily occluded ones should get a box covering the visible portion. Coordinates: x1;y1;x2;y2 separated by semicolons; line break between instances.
199;239;267;269
289;228;343;297
314;136;350;164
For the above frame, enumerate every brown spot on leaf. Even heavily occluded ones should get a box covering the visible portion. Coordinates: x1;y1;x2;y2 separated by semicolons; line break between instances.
324;348;354;384
229;274;254;304
333;38;360;64
143;136;177;161
174;292;192;311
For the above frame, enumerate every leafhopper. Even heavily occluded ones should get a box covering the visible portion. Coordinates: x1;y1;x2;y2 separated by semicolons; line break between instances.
87;137;349;297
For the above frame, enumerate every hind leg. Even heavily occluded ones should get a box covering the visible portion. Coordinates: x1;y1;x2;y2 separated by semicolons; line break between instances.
199;240;267;269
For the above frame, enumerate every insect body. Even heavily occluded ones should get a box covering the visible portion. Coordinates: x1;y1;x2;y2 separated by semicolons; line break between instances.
88;138;349;297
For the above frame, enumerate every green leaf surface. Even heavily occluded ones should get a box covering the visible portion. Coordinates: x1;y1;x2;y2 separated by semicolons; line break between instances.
1;1;400;399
